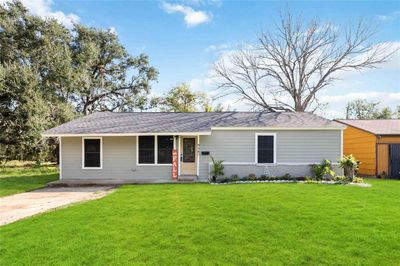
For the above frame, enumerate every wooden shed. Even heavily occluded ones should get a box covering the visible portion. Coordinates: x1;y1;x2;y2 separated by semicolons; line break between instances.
337;120;400;178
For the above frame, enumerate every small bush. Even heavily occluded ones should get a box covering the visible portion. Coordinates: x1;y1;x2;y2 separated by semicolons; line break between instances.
216;177;230;183
305;176;313;182
240;176;249;181
210;156;224;181
333;175;350;184
248;173;257;181
258;175;268;181
311;159;335;180
352;177;364;183
338;155;359;178
231;174;239;182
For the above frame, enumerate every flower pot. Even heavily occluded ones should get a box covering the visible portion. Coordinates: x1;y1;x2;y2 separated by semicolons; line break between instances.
344;166;354;179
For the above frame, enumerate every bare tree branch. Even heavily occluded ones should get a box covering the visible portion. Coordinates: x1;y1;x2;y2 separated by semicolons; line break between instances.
213;10;397;112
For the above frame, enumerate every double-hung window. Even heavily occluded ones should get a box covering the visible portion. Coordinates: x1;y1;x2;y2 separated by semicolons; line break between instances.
83;138;102;168
138;136;173;165
256;134;275;164
138;136;155;164
157;136;174;164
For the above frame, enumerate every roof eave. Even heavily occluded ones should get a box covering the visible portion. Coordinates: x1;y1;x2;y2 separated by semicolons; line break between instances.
211;126;346;131
42;131;213;137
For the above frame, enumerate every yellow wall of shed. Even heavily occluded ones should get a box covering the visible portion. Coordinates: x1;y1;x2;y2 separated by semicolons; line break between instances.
342;126;376;176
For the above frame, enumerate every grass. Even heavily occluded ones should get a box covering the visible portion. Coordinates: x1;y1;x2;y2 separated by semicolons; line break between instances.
0;166;59;197
1;179;400;265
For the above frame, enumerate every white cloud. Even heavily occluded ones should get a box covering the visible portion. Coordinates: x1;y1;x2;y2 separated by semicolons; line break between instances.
321;92;400;105
0;0;80;29
204;43;232;53
376;10;400;21
189;76;216;92
162;2;211;27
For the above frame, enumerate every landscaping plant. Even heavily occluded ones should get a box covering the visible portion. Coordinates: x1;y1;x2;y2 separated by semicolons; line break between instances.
210;156;224;183
311;159;335;180
333;175;351;184
338;155;359;179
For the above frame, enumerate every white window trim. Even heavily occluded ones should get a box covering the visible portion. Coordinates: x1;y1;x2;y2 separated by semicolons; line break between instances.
136;135;174;166
82;137;103;169
255;133;277;164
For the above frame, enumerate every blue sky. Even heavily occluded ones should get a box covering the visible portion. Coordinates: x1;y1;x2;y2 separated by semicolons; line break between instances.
10;0;400;117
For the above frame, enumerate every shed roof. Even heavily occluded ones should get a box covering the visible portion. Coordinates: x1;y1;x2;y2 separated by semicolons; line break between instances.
43;112;344;136
337;119;400;135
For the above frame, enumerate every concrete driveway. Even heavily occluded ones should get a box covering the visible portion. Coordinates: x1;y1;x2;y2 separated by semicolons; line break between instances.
0;186;114;226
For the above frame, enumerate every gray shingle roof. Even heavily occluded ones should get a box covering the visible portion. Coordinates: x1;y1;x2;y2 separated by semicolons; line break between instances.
43;112;344;135
337;119;400;135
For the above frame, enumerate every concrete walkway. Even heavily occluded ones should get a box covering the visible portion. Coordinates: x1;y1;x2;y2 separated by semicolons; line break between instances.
0;186;114;226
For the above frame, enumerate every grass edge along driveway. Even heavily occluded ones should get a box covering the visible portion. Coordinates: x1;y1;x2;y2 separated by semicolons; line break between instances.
1;180;400;265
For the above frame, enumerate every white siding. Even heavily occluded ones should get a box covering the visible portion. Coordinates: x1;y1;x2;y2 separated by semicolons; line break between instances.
199;130;342;180
61;129;342;181
62;137;171;180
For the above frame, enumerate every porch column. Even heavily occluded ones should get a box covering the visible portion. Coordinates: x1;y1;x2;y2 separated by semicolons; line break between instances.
197;135;200;177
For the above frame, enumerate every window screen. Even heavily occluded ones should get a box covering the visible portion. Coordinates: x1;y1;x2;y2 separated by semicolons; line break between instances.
139;136;155;164
84;139;101;167
257;135;274;163
157;136;173;164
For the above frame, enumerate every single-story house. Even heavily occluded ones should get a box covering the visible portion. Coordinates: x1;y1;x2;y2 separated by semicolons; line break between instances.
43;112;345;183
336;119;400;178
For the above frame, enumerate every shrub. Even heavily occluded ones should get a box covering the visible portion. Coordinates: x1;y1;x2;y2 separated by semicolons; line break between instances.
311;159;335;180
258;175;268;181
352;177;364;183
305;176;313;181
333;175;350;184
248;173;257;181
231;174;239;182
210;156;224;182
218;177;230;183
338;155;359;178
240;176;249;181
282;173;292;180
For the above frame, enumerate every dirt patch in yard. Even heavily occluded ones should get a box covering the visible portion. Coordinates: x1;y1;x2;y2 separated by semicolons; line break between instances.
0;186;114;226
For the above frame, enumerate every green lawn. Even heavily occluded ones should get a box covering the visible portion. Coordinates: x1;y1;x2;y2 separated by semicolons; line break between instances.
0;166;58;197
1;180;400;265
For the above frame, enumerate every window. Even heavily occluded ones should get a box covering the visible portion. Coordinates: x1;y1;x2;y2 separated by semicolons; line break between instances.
138;136;155;164
256;134;275;164
158;136;174;164
138;135;174;165
83;138;102;168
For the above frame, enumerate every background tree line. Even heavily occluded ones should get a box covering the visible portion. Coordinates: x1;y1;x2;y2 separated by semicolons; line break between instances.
345;100;400;119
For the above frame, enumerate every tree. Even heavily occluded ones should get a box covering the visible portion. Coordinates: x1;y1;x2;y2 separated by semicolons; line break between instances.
0;1;76;162
0;1;158;161
70;25;158;114
396;106;400;119
345;99;394;119
214;10;394;112
375;107;393;119
157;83;221;112
157;83;223;112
